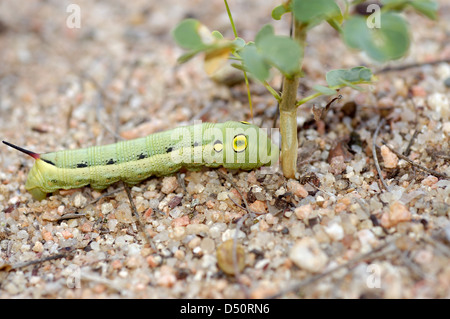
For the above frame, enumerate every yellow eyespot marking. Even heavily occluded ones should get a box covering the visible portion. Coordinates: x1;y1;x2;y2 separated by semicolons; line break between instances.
233;134;247;153
213;140;223;153
240;121;250;125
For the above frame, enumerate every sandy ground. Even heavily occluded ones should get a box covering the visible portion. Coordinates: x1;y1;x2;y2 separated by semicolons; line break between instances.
0;0;449;298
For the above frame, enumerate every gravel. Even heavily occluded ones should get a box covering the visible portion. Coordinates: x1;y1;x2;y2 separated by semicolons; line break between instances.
0;0;449;299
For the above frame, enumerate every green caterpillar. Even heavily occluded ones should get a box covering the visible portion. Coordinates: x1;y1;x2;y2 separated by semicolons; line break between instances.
3;121;278;200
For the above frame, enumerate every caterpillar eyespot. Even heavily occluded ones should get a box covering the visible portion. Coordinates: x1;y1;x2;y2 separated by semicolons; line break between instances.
3;121;279;200
213;140;223;153
232;134;247;153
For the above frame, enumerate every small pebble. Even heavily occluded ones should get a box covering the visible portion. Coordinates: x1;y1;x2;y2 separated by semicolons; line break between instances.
111;260;122;270
324;222;344;241
249;200;267;214
115;203;134;223
156;265;176;287
357;229;377;248
161;176;178;194
421;175;438;187
381;201;412;228
174;249;185;260
80;222;93;233
377;96;394;108
61;230;73;239
329;155;347;175
200;237;215;254
289;237;328;272
217;191;229;201
17;230;29;240
171;227;186;241
73;193;87;208
108;219;118;232
32;241;44;253
295;204;313;220
172;215;190;227
414;249;433;265
41;211;59;222
411;85;427;97
42;230;54;242
286;180;308;198
275;187;286;197
186;223;209;235
101;202;114;215
216;239;245;275
444;77;450;88
380;145;398;168
443;122;450;134
188;236;201;249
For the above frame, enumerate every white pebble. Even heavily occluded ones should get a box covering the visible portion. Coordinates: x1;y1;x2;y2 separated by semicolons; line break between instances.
357;229;377;249
108;219;118;232
217;191;229;201
221;228;246;242
289;237;328;272
324;222;344;241
73;193;87;208
186;224;209;235
90;241;100;251
32;241;44;253
427;92;449;118
101;202;114;215
17;230;29;240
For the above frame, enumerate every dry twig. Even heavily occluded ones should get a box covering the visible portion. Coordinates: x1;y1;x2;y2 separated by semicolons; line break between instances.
123;182;156;251
269;240;395;298
381;141;450;179
376;58;450;74
12;247;75;270
217;170;251;298
373;119;392;191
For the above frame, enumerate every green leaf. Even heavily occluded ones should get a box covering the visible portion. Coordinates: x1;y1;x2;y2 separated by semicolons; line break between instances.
177;49;202;63
239;45;270;82
211;30;224;40
312;85;338;95
272;4;290;20
255;24;275;46
326;66;373;87
239;32;302;81
172;19;206;50
342;13;410;62
327;18;344;33
258;35;303;78
409;0;438;20
381;0;438;20
232;37;246;50
291;0;342;25
230;63;245;72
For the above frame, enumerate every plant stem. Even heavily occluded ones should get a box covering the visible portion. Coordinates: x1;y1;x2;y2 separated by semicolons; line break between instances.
224;0;254;119
244;70;253;119
263;81;281;102
224;0;238;38
279;19;306;178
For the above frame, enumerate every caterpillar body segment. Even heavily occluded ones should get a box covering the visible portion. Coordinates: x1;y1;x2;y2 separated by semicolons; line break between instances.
3;121;279;200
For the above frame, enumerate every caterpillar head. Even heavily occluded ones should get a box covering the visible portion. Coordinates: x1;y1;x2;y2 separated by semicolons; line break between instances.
206;121;279;170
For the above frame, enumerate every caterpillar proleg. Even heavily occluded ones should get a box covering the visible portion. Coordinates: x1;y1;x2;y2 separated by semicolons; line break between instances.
3;121;279;200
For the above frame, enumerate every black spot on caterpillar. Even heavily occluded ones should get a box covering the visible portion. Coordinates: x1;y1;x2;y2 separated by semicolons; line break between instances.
3;121;279;200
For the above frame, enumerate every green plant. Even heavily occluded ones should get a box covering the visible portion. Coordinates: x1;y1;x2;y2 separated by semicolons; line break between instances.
173;0;438;179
